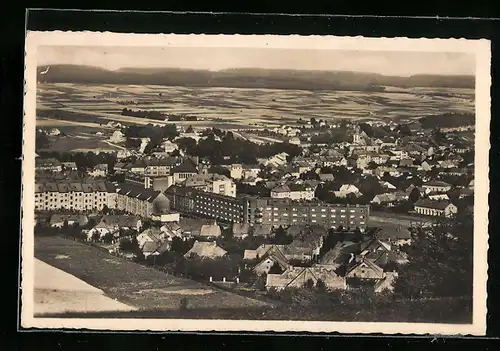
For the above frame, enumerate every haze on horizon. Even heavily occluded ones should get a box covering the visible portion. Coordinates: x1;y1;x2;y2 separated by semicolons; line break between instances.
37;46;476;78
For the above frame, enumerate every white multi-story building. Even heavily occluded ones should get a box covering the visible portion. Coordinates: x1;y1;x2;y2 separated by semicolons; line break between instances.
183;173;237;197
270;184;315;201
34;181;117;212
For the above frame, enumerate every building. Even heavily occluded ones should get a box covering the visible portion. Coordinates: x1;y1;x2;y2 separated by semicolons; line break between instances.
87;215;142;239
184;241;227;259
122;157;183;177
49;214;88;228
88;163;108;177
333;184;362;198
162;140;179;153
34;181;117;212
270;183;315;201
124;172;175;192
183;173;236;197
166;185;370;231
165;185;247;224
414;199;458;217
61;162;78;171
110;130;125;143
345;257;386;280
115;183;170;218
422;180;452;194
35;158;62;172
172;158;199;184
266;266;346;291
257;198;369;231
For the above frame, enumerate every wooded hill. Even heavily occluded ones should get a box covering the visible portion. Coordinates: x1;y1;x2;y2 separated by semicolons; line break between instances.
419;112;475;129
37;65;475;91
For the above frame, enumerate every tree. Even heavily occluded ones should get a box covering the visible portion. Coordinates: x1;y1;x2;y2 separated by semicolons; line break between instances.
409;187;421;203
271;226;293;245
268;261;284;275
316;279;327;292
119;237;134;251
35;131;50;151
91;231;100;242
397;124;412;137
186;125;194;133
394;213;473;299
102;232;114;244
304;279;315;289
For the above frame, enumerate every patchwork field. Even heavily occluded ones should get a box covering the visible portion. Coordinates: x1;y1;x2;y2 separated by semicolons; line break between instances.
34;236;271;318
36;83;475;132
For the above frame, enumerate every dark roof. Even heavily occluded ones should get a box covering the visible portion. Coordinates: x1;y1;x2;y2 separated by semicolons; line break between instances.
172;159;198;174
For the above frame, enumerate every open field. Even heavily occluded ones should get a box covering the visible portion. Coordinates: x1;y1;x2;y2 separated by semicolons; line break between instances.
35;259;137;316
368;211;432;229
36;83;475;131
35;236;271;317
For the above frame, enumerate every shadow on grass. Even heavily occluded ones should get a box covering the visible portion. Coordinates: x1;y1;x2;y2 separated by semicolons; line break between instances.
35;297;473;324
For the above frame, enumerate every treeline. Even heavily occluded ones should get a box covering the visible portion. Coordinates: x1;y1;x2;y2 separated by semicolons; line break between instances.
36;150;117;172
176;131;303;165
121;108;198;122
419;112;475;129
124;124;179;153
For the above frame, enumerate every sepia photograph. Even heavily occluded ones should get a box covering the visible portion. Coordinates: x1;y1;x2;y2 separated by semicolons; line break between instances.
21;32;490;335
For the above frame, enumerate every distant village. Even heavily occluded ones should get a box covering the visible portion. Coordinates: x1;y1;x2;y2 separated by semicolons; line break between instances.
34;115;475;295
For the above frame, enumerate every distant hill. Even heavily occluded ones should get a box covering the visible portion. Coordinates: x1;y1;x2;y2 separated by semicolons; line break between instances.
419;112;475;129
37;65;475;90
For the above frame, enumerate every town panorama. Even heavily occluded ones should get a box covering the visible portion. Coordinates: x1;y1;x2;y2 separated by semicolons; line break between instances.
32;46;476;325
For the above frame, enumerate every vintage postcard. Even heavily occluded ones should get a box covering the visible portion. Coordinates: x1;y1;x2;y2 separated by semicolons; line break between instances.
21;31;490;335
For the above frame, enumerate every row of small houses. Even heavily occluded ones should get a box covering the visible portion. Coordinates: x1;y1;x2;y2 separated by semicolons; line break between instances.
242;233;408;292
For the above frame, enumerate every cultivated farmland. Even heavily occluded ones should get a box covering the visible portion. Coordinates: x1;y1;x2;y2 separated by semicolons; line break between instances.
37;83;475;131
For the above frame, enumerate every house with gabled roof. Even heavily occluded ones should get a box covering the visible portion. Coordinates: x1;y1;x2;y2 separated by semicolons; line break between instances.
374;226;412;246
252;246;291;275
414;199;457;217
266;266;346;291
49;214;88;228
320;240;360;268
345;257;385;281
86;215;142;240
184;241;227;259
199;220;222;238
422;180;452;193
232;223;251;239
172;158;199;184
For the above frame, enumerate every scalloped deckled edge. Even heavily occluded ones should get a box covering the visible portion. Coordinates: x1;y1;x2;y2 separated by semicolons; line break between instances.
20;31;491;336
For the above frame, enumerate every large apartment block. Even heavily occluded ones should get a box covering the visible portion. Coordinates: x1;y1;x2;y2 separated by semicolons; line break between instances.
165;185;370;231
165;185;246;223
115;183;170;219
34;181;117;212
256;198;369;231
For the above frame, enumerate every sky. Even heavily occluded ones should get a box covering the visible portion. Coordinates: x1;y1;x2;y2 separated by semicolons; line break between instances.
37;46;476;77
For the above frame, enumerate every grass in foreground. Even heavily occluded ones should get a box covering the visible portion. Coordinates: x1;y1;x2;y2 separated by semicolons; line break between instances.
35;236;270;312
36;296;472;324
